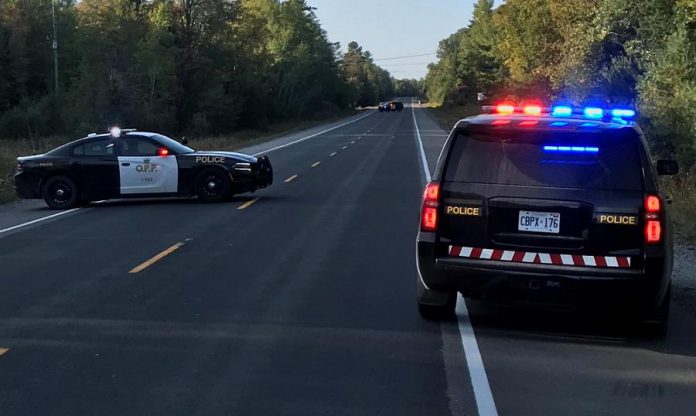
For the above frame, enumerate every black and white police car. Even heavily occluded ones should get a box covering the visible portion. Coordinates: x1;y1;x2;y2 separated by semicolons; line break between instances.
15;128;273;209
417;103;679;333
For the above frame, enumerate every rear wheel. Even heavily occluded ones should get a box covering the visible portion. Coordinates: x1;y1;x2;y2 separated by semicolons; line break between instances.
42;175;79;210
640;285;671;338
195;168;232;203
418;288;457;321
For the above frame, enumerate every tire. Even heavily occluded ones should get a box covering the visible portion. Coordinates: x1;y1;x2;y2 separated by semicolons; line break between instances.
418;290;457;321
42;175;79;210
640;285;671;338
195;168;232;203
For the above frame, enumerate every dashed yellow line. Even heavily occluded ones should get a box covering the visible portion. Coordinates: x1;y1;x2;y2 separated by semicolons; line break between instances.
330;152;337;157
129;242;186;274
284;174;299;183
237;198;259;210
311;161;321;168
0;348;9;357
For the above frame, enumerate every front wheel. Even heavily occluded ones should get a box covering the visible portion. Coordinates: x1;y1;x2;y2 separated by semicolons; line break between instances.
42;175;79;209
195;168;232;203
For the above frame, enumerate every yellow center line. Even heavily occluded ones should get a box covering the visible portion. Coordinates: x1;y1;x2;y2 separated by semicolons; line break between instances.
129;241;186;274
311;161;321;168
342;146;348;150
329;152;337;157
0;348;9;357
237;198;260;210
284;174;299;183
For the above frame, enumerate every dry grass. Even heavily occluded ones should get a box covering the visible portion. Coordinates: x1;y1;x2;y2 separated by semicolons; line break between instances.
663;175;696;242
0;112;357;203
425;103;481;130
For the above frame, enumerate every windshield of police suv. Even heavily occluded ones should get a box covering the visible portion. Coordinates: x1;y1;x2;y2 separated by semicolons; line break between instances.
444;128;644;191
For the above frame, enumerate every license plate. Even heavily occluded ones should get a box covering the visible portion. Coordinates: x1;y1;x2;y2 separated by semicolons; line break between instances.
518;211;560;234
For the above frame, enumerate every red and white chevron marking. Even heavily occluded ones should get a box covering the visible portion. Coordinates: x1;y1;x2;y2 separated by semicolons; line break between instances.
448;246;632;268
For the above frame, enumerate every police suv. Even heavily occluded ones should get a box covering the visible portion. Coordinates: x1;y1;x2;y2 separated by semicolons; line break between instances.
416;104;679;333
15;128;273;209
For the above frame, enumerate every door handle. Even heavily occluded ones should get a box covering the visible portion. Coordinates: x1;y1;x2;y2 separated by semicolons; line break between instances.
121;162;131;167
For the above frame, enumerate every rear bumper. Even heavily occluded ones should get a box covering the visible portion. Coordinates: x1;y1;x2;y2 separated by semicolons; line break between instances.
14;171;42;199
417;240;669;309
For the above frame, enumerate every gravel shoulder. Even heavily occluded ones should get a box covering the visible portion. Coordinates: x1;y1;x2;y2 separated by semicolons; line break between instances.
673;238;696;314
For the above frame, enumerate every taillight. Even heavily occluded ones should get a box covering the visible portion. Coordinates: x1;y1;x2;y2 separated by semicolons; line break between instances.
644;195;662;244
421;182;440;232
645;195;660;214
646;221;661;243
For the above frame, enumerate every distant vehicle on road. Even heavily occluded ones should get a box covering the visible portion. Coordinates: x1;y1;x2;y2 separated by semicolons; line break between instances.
14;128;273;209
377;101;403;112
416;104;678;335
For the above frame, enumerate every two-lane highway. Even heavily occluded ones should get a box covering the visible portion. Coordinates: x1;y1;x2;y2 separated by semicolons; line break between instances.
1;104;696;415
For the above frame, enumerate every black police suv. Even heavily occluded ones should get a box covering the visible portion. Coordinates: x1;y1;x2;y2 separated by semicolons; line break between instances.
416;105;679;333
15;129;273;209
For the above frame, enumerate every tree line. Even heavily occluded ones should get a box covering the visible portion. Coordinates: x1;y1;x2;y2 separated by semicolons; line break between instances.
0;0;397;140
425;0;696;169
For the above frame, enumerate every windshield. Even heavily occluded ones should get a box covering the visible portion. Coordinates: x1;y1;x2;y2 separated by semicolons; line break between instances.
444;128;644;191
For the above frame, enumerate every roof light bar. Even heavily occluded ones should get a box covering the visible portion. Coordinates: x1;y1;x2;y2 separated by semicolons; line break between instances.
496;104;515;115
611;108;636;119
583;107;604;119
551;106;573;117
523;105;542;116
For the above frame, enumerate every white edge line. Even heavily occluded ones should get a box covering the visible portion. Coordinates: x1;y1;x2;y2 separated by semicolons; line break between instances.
0;208;81;235
411;99;431;183
411;98;498;416
253;111;374;157
457;300;499;416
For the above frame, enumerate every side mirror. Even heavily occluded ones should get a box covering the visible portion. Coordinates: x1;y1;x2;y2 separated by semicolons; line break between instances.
656;159;679;176
181;137;189;145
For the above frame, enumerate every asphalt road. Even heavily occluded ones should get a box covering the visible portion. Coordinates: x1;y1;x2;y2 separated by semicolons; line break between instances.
1;103;696;415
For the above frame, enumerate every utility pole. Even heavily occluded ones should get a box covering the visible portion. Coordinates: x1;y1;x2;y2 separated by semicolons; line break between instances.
51;0;59;93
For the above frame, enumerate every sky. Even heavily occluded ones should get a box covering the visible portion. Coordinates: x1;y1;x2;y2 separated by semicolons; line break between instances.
307;0;482;80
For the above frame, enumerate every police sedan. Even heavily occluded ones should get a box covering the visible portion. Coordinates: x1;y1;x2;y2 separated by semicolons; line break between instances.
15;128;273;209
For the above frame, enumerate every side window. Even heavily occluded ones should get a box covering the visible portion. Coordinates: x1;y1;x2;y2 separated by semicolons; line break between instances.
72;140;115;157
117;136;160;157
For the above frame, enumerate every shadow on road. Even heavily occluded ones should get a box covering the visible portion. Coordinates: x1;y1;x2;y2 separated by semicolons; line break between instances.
461;297;696;358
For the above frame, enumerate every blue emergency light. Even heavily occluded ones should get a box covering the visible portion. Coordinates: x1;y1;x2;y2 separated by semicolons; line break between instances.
544;145;599;153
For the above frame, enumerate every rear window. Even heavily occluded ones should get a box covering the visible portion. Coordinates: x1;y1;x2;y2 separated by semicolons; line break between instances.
444;127;644;191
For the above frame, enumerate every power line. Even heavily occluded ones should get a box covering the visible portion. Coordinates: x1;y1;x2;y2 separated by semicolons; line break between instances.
374;52;437;61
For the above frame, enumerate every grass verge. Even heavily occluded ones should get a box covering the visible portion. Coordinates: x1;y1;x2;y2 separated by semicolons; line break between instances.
663;175;696;243
425;102;480;131
0;111;359;204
